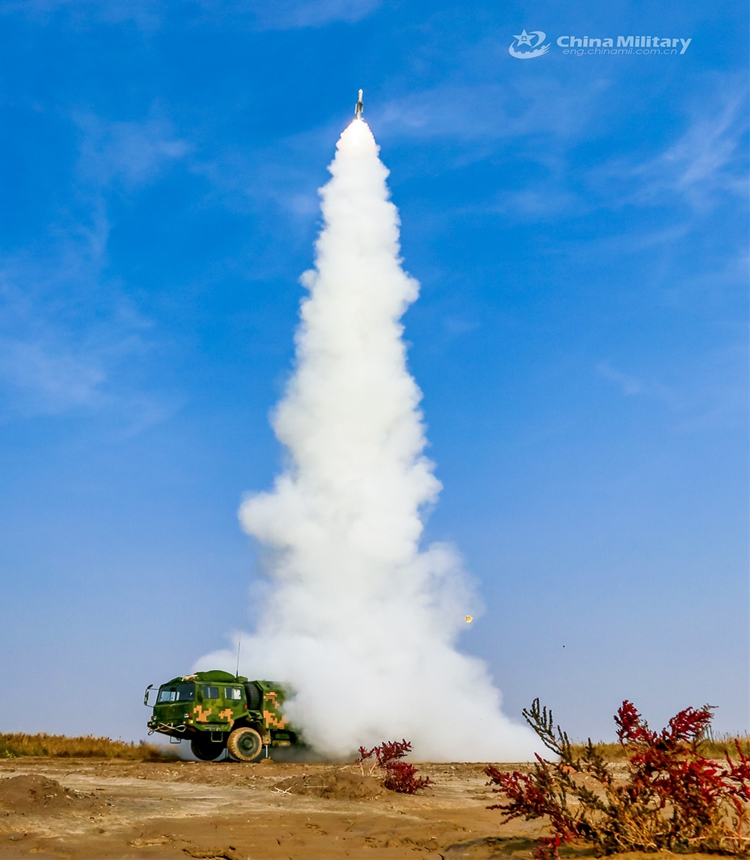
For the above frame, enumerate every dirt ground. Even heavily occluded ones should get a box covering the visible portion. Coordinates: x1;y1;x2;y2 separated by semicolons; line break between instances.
0;758;717;860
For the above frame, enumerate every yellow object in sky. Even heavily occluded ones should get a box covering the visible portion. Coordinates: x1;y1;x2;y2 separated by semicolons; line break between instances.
465;615;473;623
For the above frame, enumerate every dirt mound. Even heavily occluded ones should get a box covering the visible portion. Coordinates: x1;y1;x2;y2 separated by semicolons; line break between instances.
0;774;92;813
274;768;385;800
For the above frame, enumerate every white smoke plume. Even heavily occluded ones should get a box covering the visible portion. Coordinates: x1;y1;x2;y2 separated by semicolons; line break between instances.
197;119;538;761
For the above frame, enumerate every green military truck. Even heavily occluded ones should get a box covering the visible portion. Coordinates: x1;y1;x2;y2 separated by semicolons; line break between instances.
145;670;301;762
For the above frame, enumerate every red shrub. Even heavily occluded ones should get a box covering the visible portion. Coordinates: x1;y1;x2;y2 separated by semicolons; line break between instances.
356;739;432;794
486;699;750;858
534;835;562;860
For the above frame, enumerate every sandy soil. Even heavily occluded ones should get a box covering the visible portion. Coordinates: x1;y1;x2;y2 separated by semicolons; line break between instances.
0;758;715;860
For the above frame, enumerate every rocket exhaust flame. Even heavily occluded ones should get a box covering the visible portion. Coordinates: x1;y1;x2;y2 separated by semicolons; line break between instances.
197;118;537;761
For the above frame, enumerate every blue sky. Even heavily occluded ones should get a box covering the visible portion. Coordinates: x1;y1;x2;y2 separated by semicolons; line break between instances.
0;0;747;744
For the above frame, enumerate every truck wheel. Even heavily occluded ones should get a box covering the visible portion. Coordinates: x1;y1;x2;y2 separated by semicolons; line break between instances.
190;737;225;761
227;727;263;762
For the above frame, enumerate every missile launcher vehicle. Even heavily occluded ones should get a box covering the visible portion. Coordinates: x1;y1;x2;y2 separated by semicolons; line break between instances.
145;670;302;762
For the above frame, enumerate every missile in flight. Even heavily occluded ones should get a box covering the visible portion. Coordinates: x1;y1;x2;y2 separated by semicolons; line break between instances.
355;89;364;119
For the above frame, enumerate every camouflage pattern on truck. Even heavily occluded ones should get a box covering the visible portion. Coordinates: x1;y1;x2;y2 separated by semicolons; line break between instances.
145;670;302;762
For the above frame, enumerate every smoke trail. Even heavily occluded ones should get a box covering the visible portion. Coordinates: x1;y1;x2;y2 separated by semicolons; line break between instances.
197;119;537;761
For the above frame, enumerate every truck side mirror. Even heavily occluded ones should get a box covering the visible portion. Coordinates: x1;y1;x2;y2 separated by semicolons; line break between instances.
143;684;154;707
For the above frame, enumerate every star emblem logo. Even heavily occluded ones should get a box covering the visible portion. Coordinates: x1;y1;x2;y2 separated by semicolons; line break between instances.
509;29;551;59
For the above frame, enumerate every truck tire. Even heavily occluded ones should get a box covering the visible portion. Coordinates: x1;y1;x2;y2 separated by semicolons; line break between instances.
227;727;263;762
190;737;224;761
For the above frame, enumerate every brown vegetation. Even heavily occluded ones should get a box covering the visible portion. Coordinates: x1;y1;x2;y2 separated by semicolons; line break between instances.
0;732;172;760
571;734;750;761
487;699;750;859
356;739;433;794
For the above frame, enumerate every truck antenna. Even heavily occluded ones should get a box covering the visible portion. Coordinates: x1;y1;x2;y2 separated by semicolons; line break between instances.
235;632;242;679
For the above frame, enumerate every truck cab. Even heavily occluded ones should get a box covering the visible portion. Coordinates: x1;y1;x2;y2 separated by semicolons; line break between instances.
145;669;299;761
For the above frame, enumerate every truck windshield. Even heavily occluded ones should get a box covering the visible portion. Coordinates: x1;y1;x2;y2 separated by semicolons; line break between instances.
157;683;194;703
199;685;219;699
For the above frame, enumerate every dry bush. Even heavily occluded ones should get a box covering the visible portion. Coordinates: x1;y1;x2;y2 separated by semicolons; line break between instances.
486;699;750;859
0;732;173;760
571;735;750;762
356;739;433;794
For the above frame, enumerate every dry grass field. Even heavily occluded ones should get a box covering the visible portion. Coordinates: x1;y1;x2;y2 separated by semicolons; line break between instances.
568;734;750;760
5;730;747;764
0;733;172;761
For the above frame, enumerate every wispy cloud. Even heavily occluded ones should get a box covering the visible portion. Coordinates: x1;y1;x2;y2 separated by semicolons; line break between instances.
412;75;748;225
0;238;162;426
597;362;677;402
0;338;104;414
1;0;164;30
187;120;342;247
377;78;607;143
596;348;747;434
75;114;188;189
484;187;582;220
226;0;380;29
632;92;748;209
3;0;380;30
0;112;187;427
586;83;748;213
